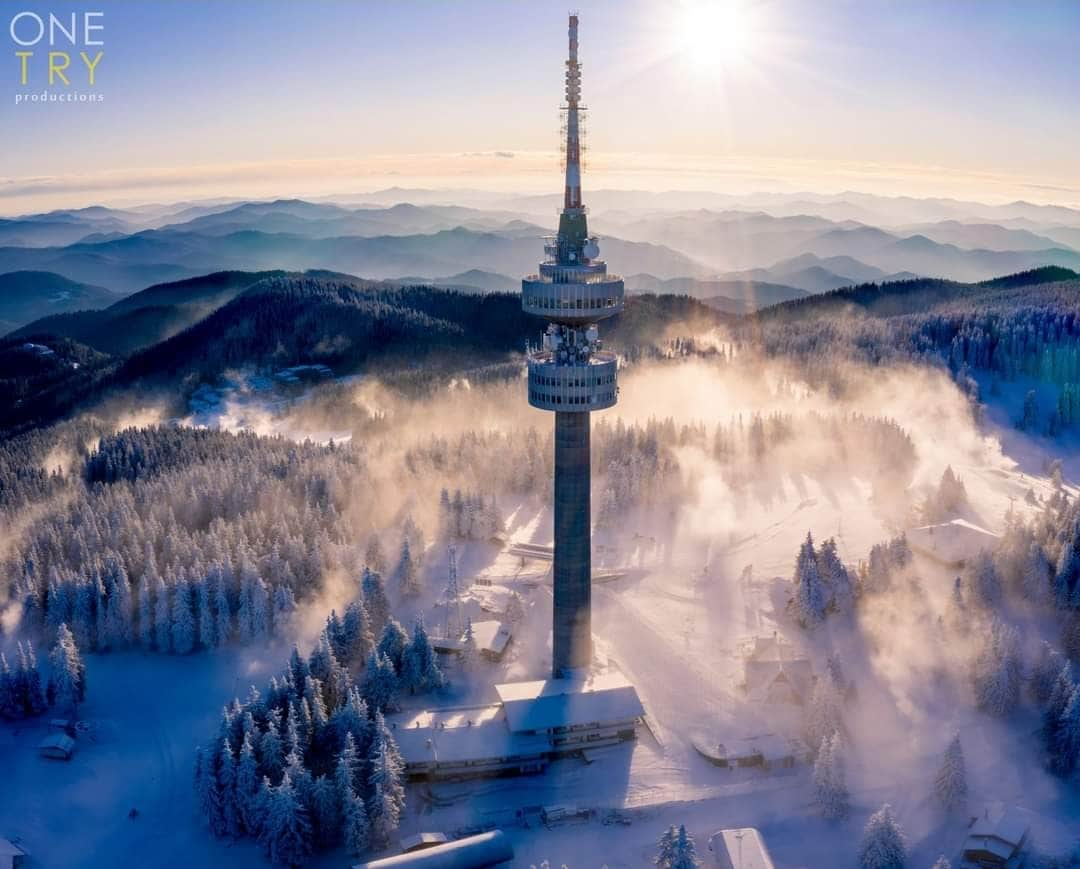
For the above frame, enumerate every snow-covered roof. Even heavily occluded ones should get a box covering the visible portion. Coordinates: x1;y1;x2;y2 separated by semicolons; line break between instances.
471;620;512;656
37;733;75;757
400;832;450;852
0;839;26;858
708;828;775;869
745;659;813;705
907;519;1000;567
388;704;549;766
353;830;514;869
964;802;1032;857
495;672;644;733
746;634;800;663
743;636;813;704
696;733;802;765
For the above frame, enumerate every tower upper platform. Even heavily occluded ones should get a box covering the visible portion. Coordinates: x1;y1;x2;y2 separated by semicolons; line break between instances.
522;13;623;414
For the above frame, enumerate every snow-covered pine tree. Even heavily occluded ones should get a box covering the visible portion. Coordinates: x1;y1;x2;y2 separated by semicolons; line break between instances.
171;575;197;654
1021;543;1052;603
219;738;242;838
93;573;107;651
818;537;855;614
214;566;232;647
460;618;478;671
236;731;262;835
805;677;844;757
813;731;850;820
137;574;154;649
20;639;46;716
395;538;419;597
794;532;827;627
858;803;907;869
47;623;86;714
1051;686;1080;777
967;551;1002;606
104;559;133;647
934;733;967;812
339;599;373;668
402;514;425;566
197;741;228;837
198;576;216;649
250;577;271;640
153;574;171;652
973;619;1022;717
376;619;408;675
310;774;340;849
364;534;386;576
259;721;286;783
342;788;370;856
656;826;678;868
0;654;15;719
335;732;361;803
402;617;443;695
273;584;297;636
1029;641;1064;705
261;771;313;867
361;652;398;713
367;711;405;848
671;825;700;869
329;688;371;758
361;567;390;635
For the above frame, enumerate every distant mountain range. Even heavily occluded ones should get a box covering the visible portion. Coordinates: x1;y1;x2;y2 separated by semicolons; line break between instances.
2;192;1080;325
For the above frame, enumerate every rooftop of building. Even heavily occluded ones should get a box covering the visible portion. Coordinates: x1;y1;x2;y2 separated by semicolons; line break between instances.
494;671;644;733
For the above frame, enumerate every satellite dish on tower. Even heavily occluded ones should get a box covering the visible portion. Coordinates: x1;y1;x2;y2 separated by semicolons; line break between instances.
583;239;599;260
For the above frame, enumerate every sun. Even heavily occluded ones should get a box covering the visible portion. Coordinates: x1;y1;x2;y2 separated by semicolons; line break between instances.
675;0;755;73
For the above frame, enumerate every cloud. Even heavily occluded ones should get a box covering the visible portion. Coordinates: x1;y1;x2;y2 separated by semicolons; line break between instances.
1;151;1078;215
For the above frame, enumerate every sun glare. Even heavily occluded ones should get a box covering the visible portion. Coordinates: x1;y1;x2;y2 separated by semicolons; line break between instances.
676;1;755;73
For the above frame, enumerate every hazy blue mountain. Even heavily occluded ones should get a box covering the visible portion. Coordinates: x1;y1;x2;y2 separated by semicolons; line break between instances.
0;271;119;332
896;220;1072;252
624;273;808;308
12;271;282;355
0;226;709;291
394;269;518;292
156;200;530;239
757;266;1079;322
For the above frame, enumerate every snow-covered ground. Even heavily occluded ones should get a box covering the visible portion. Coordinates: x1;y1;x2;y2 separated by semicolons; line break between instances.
5;358;1080;867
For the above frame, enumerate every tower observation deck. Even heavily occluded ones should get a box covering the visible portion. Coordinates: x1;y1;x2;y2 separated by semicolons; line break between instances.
524;14;624;677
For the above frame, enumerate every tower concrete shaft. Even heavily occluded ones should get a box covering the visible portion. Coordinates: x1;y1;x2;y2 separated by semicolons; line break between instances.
553;411;591;671
522;14;624;678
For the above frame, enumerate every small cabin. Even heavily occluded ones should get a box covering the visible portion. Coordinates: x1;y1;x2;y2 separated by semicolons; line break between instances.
400;832;450;853
0;838;27;869
471;620;513;662
742;635;814;705
38;732;76;760
907;519;1001;568
962;803;1033;867
708;828;775;869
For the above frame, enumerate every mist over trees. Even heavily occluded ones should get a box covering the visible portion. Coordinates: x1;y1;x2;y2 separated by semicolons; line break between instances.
3;426;367;655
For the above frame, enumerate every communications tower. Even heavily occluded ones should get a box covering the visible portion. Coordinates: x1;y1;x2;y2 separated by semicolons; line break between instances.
523;13;624;677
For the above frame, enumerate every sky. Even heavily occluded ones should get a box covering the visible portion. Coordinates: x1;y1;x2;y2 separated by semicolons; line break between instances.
3;0;1080;214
